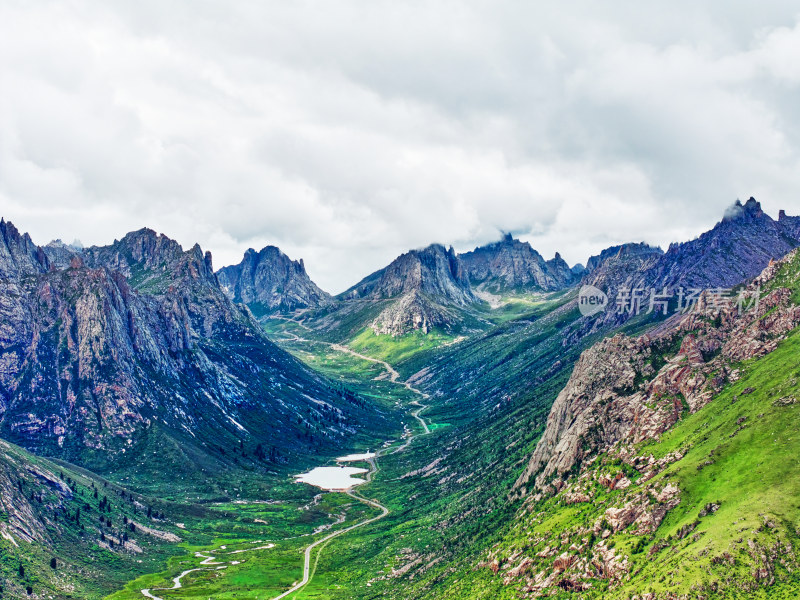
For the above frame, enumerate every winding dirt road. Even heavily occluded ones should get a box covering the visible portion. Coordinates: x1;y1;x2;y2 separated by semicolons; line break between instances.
270;457;389;600
140;326;431;600
269;336;432;599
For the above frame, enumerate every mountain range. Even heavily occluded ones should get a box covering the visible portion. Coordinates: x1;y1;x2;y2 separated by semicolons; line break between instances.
216;198;800;339
3;197;800;599
0;221;386;477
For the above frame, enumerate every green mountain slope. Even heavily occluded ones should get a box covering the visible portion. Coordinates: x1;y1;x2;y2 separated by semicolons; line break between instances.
450;251;800;598
0;439;186;599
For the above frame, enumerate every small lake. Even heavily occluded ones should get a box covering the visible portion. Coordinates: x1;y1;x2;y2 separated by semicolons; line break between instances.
294;452;376;491
336;452;376;462
294;466;369;490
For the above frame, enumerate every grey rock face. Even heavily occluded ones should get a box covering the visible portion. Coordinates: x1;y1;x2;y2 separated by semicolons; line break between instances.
43;240;84;270
459;234;576;292
342;244;478;335
584;199;800;297
0;218;49;280
0;222;373;468
217;246;330;315
0;440;74;544
371;290;456;335
582;242;665;296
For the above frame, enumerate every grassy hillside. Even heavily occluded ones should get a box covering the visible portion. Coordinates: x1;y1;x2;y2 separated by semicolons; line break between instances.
0;440;187;599
474;326;800;599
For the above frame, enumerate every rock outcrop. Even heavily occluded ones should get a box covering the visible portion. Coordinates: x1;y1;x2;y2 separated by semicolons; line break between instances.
516;249;800;495
342;244;479;335
217;245;331;315
0;221;377;469
459;234;576;293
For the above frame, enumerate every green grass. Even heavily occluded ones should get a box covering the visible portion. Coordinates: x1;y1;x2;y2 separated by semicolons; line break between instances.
106;494;383;600
620;330;800;597
0;441;192;599
348;327;458;366
465;327;800;599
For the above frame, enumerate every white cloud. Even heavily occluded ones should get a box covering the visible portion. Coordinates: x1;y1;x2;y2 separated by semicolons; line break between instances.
1;1;800;292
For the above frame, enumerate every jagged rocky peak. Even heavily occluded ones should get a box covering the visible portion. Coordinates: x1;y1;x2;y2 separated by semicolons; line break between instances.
339;243;478;336
722;196;764;222
70;228;218;288
118;227;183;261
216;245;331;315
580;243;664;304
545;251;576;285
0;218;49;279
371;289;455;335
459;234;577;293
584;242;664;275
345;243;477;306
651;197;800;290
111;227;201;269
779;208;800;239
577;200;800;330
44;239;85;269
44;227;215;284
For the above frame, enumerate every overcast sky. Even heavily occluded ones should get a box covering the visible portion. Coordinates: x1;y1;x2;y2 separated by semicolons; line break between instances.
2;1;800;292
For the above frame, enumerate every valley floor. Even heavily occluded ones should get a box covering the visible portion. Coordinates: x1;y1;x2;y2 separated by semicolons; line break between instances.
107;326;438;600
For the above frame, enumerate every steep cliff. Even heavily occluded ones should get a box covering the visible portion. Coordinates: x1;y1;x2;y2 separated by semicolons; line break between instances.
217;245;331;315
459;234;576;293
0;222;382;473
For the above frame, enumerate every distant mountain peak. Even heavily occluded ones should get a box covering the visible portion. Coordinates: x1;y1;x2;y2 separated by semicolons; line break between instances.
581;203;800;323
345;243;476;305
217;244;330;315
460;235;575;293
722;196;764;222
340;243;477;335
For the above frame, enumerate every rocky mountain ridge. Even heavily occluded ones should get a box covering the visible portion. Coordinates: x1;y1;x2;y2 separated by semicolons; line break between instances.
583;198;800;298
495;250;800;596
0;221;381;473
340;244;479;335
517;267;800;495
217;245;331;316
458;233;577;293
